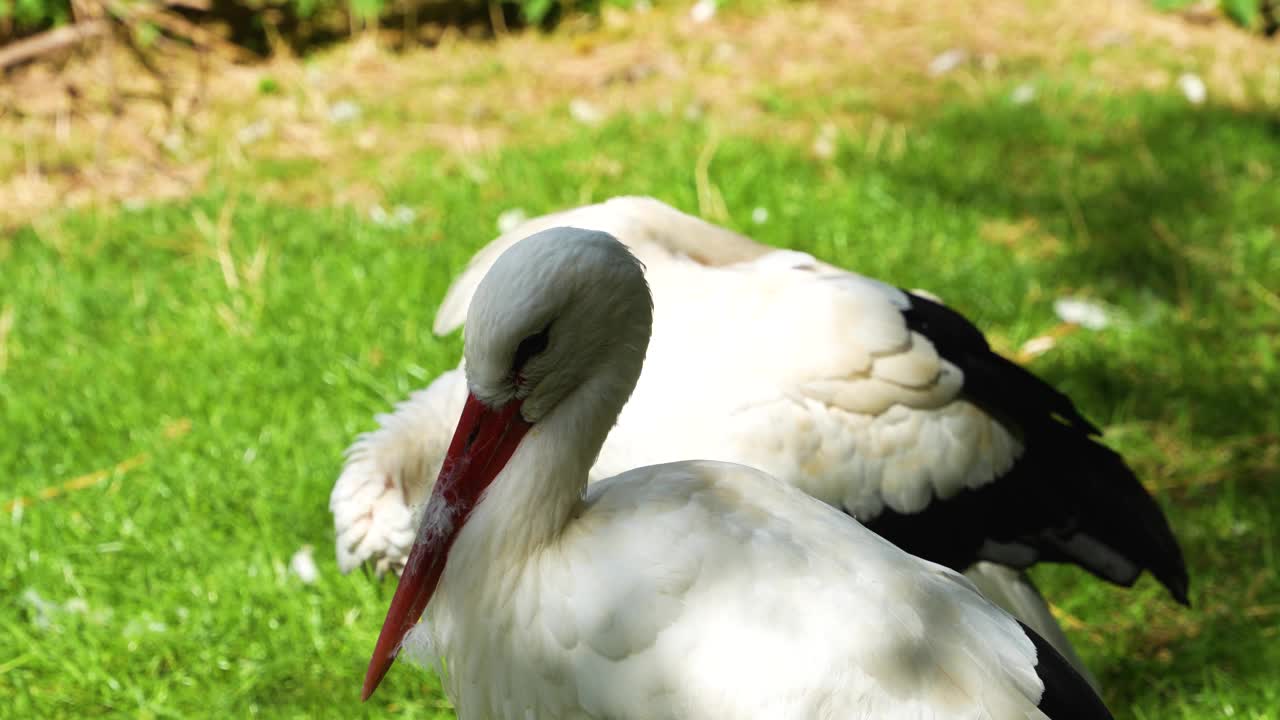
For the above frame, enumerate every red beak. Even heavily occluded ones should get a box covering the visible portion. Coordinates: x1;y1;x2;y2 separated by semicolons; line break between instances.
361;393;532;701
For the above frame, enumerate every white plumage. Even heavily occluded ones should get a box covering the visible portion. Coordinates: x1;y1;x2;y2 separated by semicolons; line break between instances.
336;197;1189;690
333;374;464;577
334;200;1018;557
359;227;1111;719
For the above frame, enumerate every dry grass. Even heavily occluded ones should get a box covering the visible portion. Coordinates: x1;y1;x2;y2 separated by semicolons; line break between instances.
1;0;1277;228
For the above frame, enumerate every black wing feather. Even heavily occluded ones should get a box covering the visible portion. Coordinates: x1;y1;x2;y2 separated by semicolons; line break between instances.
867;290;1190;604
1019;620;1115;719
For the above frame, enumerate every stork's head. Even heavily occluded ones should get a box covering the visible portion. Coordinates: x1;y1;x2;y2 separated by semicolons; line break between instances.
462;226;652;426
361;227;652;700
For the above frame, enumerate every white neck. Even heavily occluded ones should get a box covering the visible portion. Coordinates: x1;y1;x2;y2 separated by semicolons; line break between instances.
445;360;635;589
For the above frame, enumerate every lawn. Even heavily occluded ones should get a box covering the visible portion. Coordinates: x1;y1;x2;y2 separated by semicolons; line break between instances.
2;1;1279;717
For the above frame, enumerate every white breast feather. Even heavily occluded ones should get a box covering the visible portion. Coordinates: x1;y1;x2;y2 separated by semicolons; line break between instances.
404;462;1049;720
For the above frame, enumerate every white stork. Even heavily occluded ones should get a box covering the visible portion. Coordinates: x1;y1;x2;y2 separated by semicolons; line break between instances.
333;197;1189;686
359;227;1114;719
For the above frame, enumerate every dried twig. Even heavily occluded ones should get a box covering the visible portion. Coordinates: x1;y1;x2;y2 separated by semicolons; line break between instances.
1057;178;1093;246
99;2;121;166
0;305;14;374
1047;603;1106;644
489;0;509;37
4;418;192;514
1014;322;1080;364
695;131;728;223
212;200;240;293
1150;218;1192;316
1262;0;1278;36
5;453;149;513
0;21;109;71
117;24;176;110
131;6;258;63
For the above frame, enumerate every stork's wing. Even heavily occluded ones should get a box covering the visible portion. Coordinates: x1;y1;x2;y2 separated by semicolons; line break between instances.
433;197;771;335
329;369;467;575
658;251;1188;604
873;291;1190;604
1019;619;1115;720
963;562;1100;692
353;195;1184;689
630;253;1022;523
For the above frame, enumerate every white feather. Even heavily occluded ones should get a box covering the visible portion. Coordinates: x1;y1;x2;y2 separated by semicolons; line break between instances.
381;230;1063;718
334;198;1088;681
329;368;466;575
411;462;1053;720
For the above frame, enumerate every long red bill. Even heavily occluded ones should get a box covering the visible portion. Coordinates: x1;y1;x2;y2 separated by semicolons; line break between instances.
361;393;532;701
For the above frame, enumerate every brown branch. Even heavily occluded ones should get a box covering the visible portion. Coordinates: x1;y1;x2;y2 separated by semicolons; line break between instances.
113;19;176;111
488;0;508;37
132;6;259;62
0;21;110;71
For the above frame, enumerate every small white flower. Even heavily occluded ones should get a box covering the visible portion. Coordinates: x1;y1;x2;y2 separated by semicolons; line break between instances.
237;120;272;145
928;49;968;77
1177;73;1206;105
1093;29;1130;48
690;0;717;23
498;208;529;234
1054;297;1111;330
751;207;770;225
569;98;605;126
372;204;417;228
1019;335;1058;359
392;205;416;226
328;100;362;124
1010;84;1036;106
290;545;319;585
812;124;839;160
22;589;57;629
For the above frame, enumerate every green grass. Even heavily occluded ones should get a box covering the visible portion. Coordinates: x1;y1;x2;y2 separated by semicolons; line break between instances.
3;55;1280;720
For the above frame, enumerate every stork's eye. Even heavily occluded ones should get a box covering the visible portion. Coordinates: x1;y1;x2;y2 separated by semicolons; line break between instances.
513;324;551;374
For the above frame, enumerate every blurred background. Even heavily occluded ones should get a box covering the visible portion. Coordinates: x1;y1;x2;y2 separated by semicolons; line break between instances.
2;0;1278;717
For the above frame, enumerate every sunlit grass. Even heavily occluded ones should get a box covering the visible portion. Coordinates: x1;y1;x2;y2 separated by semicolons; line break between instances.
3;16;1279;720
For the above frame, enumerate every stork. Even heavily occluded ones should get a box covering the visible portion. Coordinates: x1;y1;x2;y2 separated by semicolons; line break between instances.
359;227;1114;719
332;197;1189;686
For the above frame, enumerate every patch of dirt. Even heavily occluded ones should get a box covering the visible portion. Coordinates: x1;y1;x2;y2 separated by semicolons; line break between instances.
1;0;1276;228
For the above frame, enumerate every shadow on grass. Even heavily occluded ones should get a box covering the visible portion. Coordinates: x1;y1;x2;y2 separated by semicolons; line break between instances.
879;96;1280;303
850;95;1280;441
853;95;1280;709
1097;590;1277;711
1035;351;1277;444
1127;479;1277;705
